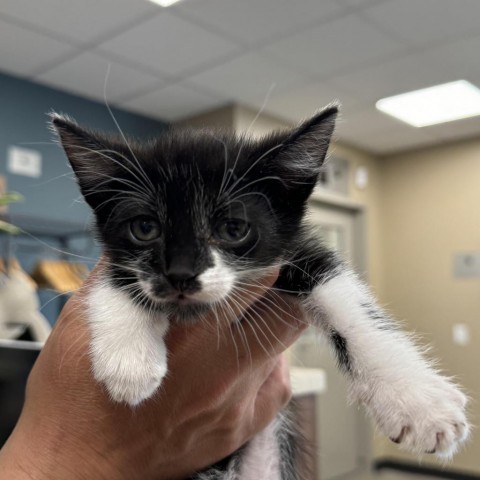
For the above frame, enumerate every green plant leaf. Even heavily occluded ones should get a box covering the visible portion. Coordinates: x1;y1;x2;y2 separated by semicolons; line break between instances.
0;192;23;206
0;219;20;234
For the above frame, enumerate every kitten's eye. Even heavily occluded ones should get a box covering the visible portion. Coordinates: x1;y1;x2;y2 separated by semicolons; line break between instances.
130;217;161;242
216;219;251;244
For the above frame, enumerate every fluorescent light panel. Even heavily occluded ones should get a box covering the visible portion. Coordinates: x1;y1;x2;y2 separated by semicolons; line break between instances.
147;0;182;7
376;80;480;127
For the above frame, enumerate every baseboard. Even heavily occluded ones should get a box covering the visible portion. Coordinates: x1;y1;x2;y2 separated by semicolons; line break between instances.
374;458;480;480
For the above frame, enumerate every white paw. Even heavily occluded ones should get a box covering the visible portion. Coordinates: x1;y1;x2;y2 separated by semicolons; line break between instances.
95;360;167;406
367;375;469;458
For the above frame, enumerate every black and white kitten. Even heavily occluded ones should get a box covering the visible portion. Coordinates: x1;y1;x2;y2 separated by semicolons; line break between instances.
51;105;469;479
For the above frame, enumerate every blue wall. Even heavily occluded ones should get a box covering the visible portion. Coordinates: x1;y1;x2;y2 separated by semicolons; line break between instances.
0;71;167;324
0;71;166;223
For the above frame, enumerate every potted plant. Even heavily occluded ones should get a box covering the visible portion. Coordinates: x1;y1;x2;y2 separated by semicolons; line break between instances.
0;192;23;234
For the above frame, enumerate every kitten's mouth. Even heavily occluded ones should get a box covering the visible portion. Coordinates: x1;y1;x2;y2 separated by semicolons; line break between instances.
152;290;210;309
175;293;196;304
138;278;232;321
148;290;216;323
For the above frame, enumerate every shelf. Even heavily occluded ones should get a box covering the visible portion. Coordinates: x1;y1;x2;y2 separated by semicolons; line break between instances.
0;213;92;240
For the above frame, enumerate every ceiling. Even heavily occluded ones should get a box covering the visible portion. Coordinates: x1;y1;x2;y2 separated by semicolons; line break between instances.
1;0;480;155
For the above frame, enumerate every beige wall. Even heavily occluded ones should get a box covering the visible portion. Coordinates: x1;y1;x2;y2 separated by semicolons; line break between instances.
176;104;235;130
334;143;384;294
374;139;480;471
233;104;289;138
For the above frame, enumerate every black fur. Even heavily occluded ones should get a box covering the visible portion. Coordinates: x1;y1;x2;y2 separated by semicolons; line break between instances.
330;330;351;373
51;106;338;319
275;238;343;295
51;105;338;479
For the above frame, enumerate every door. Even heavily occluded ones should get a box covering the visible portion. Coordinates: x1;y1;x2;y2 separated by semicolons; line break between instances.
291;201;368;480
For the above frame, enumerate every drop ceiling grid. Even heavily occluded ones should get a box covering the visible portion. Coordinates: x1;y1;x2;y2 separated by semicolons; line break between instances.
0;0;160;46
172;0;350;47
0;17;79;76
0;0;479;153
34;52;168;104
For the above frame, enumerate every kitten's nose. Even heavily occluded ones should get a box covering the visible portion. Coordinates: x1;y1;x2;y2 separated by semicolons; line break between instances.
165;264;198;292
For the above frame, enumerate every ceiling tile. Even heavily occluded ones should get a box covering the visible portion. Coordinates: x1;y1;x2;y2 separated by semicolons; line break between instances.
3;0;478;154
336;106;409;137
120;84;225;122
363;0;480;47
341;123;437;155
262;81;363;123
264;14;406;78
176;0;346;45
34;52;165;103
338;0;384;7
0;19;77;76
188;53;307;106
332;52;453;103
98;11;241;76
425;35;480;81
0;0;157;45
426;116;480;144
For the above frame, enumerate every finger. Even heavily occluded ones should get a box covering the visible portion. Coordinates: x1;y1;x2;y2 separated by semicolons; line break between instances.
214;268;280;326
233;292;307;366
248;355;292;437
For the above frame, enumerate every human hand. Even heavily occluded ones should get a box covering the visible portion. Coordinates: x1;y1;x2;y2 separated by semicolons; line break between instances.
0;262;306;480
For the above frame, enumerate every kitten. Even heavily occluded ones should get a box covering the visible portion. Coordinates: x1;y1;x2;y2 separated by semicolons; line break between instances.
51;105;469;479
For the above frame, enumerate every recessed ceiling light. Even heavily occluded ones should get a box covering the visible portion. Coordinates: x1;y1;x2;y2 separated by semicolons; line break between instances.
376;80;480;127
147;0;183;7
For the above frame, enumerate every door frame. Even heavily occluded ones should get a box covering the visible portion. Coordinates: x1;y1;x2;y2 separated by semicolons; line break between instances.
308;188;373;475
309;188;368;281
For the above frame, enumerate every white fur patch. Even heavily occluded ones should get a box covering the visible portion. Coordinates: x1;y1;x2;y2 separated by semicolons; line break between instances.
304;271;470;458
87;277;169;406
190;250;236;303
238;419;282;480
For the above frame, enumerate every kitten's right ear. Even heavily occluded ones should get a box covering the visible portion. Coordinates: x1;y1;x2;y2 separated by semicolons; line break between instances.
50;113;130;213
50;113;116;189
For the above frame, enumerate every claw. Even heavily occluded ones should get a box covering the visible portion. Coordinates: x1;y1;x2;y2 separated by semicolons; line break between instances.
390;426;409;444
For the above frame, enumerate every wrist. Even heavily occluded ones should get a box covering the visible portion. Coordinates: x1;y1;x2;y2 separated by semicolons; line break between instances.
0;415;117;480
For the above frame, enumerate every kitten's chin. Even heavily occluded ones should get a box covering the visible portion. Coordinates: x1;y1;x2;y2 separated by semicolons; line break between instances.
167;302;213;324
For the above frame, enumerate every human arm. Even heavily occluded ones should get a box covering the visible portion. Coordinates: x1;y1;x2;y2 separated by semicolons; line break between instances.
0;266;306;480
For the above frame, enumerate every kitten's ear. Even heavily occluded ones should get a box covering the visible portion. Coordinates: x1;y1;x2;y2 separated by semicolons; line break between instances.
257;103;338;193
50;113;116;185
50;113;124;210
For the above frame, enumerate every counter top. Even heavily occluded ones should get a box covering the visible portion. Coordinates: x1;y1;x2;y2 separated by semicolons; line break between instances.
290;366;327;397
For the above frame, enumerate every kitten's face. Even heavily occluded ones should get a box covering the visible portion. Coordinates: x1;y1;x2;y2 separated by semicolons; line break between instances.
52;106;337;320
94;145;287;317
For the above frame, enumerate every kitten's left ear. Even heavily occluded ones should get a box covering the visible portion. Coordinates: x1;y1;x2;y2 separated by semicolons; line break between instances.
256;103;338;190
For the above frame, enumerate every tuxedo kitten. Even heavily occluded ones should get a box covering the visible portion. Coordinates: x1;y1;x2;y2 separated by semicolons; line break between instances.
52;105;469;480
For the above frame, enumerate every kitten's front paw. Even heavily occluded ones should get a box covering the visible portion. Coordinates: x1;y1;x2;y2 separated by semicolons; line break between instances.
366;375;469;458
94;360;167;407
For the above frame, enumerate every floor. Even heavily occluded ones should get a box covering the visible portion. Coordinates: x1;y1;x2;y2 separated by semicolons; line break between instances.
361;474;439;480
344;469;444;480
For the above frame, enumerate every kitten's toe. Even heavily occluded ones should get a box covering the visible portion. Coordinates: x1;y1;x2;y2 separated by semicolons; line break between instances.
97;363;167;407
368;376;470;458
106;374;164;406
432;421;470;457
